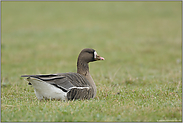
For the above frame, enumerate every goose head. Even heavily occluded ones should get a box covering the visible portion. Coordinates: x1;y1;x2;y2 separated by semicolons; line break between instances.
77;48;105;63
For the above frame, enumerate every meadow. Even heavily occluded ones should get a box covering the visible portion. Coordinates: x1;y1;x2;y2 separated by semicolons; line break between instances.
1;1;182;122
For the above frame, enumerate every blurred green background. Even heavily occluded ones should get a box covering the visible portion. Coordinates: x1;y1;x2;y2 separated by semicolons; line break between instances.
1;1;182;122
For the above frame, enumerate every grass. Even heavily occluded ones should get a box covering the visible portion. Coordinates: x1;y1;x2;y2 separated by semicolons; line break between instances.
1;1;182;122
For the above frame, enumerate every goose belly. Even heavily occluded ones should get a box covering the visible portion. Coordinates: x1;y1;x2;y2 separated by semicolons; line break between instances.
27;77;67;101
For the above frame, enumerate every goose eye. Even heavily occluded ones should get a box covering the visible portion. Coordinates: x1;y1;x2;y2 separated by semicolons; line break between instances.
94;51;97;59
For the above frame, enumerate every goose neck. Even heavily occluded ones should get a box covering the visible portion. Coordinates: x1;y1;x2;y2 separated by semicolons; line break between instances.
77;60;97;97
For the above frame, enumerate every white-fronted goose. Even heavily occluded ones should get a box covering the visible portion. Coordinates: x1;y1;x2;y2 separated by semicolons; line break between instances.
21;48;105;101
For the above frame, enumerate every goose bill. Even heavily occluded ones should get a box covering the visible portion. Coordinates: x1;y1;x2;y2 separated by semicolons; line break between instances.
95;54;105;60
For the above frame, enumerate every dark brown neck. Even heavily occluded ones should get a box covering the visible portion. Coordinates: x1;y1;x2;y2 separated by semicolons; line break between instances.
77;59;97;97
77;60;89;76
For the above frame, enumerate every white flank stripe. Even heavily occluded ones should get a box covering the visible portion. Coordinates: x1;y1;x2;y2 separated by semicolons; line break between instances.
69;86;90;90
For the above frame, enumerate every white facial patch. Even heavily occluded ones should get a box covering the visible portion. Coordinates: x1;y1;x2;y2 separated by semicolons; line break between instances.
94;51;97;59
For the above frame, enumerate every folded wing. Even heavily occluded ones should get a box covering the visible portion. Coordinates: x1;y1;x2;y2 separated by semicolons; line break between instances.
21;73;94;100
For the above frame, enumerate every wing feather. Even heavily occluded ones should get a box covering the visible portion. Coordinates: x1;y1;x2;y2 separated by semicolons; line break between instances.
21;73;91;90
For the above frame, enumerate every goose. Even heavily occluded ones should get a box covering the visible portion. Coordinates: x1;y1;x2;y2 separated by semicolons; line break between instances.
21;48;105;101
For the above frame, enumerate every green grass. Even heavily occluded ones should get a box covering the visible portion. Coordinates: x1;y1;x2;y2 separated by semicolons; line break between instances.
1;1;182;122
